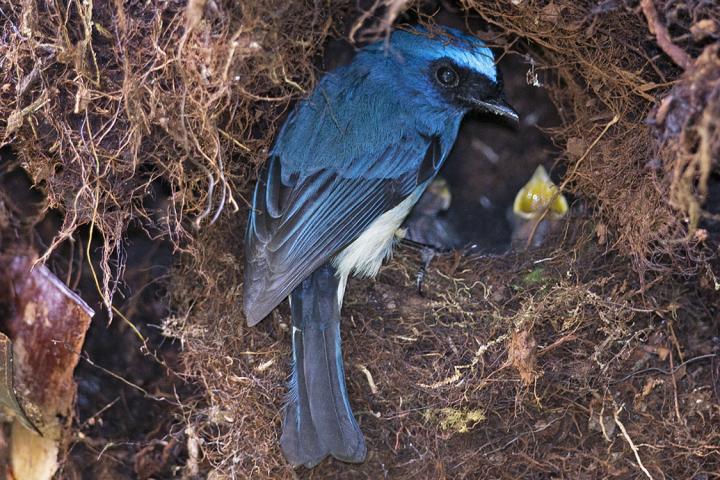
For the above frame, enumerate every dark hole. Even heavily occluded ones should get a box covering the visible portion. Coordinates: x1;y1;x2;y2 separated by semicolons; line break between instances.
431;54;564;253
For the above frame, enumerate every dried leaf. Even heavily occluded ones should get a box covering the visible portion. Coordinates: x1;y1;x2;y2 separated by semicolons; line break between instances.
508;329;539;385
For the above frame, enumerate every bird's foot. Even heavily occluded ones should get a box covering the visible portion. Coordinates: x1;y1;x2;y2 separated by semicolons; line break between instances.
416;246;437;296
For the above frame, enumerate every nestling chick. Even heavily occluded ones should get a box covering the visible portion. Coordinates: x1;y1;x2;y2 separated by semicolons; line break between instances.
401;177;459;294
510;165;568;249
402;177;458;250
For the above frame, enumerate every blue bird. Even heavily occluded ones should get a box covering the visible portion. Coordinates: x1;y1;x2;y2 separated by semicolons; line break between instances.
244;25;518;468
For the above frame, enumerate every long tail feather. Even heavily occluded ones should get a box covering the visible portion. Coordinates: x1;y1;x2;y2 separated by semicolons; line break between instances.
281;263;366;467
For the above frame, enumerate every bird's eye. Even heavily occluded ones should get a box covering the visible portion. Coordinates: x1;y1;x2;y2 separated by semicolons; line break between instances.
435;66;459;87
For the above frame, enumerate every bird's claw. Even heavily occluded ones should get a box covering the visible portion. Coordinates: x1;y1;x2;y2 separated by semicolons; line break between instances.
416;246;437;296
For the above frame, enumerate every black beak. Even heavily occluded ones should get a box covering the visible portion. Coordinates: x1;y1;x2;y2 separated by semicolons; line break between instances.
464;97;519;124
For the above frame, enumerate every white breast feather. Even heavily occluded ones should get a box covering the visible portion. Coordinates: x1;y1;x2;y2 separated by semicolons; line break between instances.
333;188;422;281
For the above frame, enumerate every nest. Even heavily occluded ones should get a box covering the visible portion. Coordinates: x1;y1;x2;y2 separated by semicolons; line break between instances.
1;0;719;478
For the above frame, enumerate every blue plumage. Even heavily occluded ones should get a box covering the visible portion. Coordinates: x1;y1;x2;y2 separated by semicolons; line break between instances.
244;25;517;467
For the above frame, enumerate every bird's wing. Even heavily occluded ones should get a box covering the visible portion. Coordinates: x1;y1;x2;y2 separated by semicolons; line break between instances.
243;135;442;326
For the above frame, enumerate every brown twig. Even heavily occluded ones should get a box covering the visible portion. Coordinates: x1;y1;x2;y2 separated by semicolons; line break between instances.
640;0;691;70
614;403;654;480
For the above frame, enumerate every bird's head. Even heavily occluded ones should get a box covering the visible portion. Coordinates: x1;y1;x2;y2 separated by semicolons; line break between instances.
364;25;518;123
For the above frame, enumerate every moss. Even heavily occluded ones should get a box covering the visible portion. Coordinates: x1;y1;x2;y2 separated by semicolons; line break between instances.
423;407;486;433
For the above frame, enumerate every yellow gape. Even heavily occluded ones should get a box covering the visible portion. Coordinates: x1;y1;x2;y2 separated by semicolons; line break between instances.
513;165;568;220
